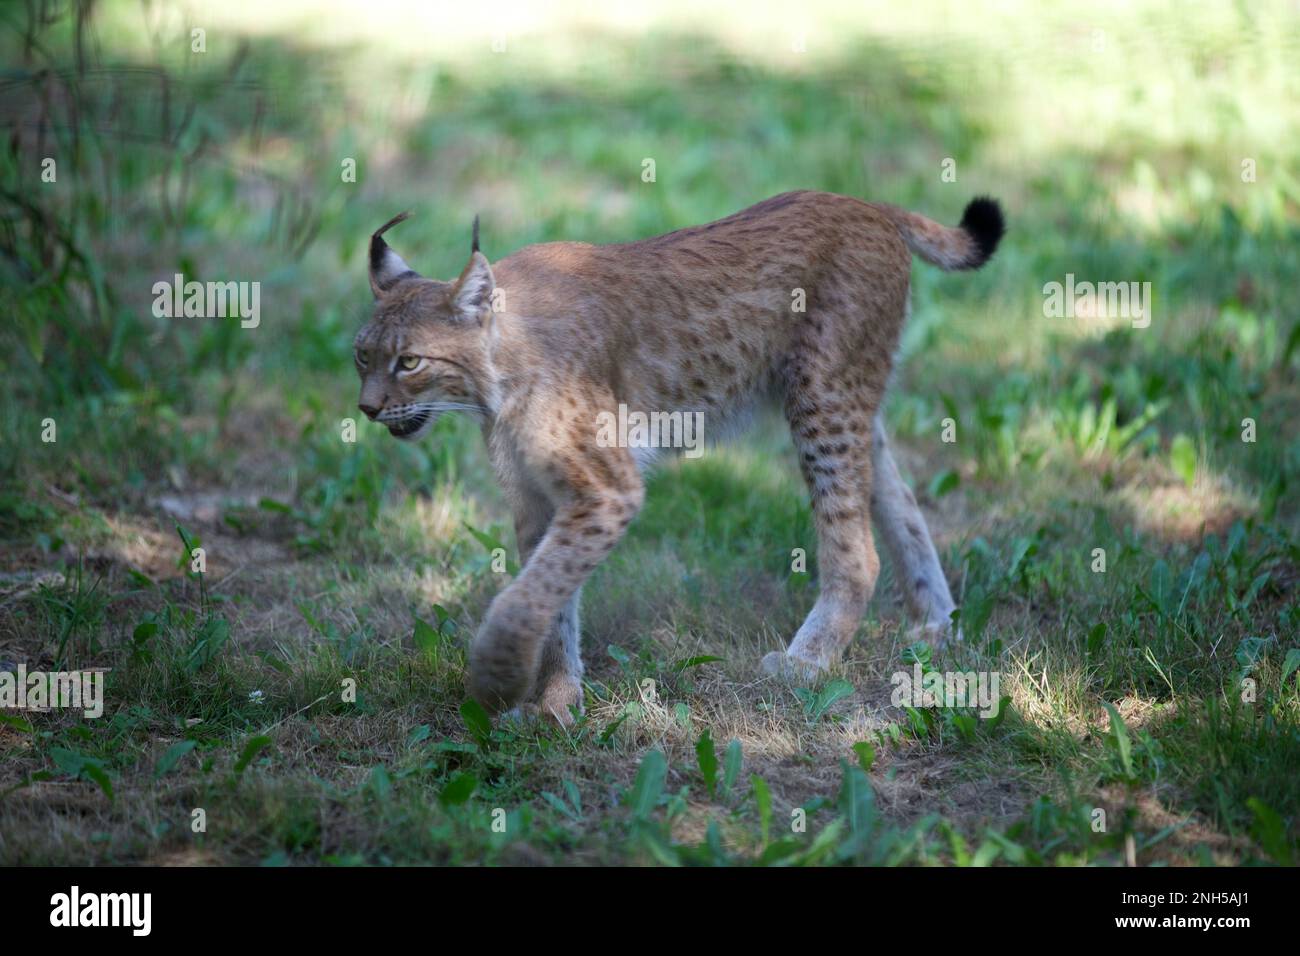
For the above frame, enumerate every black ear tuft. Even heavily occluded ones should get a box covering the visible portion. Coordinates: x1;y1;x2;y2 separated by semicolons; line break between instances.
369;212;420;297
370;211;412;272
959;197;1005;267
471;214;480;255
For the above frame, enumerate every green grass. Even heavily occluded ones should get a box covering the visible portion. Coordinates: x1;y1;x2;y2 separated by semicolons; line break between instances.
0;0;1298;865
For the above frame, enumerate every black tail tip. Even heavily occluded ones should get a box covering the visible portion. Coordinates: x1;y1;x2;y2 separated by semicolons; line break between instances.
960;196;1005;267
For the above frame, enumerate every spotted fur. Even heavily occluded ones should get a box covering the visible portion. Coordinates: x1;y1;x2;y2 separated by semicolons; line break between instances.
353;190;1004;720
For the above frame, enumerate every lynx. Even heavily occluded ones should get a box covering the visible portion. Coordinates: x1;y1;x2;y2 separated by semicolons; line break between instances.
353;191;1004;722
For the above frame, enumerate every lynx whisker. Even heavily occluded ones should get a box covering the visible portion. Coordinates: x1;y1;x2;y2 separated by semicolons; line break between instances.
409;401;489;417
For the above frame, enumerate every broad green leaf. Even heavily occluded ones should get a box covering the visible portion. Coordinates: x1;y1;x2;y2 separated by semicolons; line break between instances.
927;469;960;499
904;706;930;737
0;713;34;734
758;838;803;866
1170;433;1197;488
439;771;477;806
627;749;666;820
462;522;520;574
50;747;86;775
413;617;441;656
187;616;231;671
598;708;632;744
541;789;581;821
431;604;456;635
1281;648;1300;689
806;678;854;723
460;699;492;748
636;826;681;866
1102;703;1134;780
952;713;977;740
1234;636;1270;674
1086;622;1107;656
1006;536;1034;581
368;765;392;800
838;762;876;843
82;763;114;801
563;779;582;816
752;774;772;845
234;735;272;775
721;739;744;795
971;839;1002;867
853;740;875;773
695;729;718;797
1247;798;1293;865
154;740;197;779
406;724;431;746
795;819;846;866
900;641;932;667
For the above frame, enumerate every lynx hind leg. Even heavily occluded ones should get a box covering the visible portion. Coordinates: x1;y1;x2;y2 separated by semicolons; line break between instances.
870;415;958;644
763;368;881;678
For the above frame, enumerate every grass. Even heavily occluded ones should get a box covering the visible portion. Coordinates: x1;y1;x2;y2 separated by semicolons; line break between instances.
0;0;1297;865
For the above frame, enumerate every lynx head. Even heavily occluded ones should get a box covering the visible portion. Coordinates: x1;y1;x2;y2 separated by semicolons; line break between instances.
353;213;496;440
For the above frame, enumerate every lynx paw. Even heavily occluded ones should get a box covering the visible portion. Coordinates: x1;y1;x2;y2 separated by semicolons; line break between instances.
501;676;583;728
535;674;583;726
761;650;827;681
468;626;533;716
907;617;962;651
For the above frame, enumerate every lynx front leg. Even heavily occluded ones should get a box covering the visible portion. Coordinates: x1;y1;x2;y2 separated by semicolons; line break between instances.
528;589;584;723
469;449;643;715
507;489;586;725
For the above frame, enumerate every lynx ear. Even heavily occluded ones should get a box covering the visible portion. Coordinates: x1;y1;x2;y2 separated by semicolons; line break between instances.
369;212;421;297
451;249;495;323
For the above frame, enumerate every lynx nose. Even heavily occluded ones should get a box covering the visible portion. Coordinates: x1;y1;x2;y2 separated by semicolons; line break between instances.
358;403;381;420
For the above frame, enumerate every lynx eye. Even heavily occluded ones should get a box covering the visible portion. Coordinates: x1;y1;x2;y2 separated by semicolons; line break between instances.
354;348;368;369
398;354;421;371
